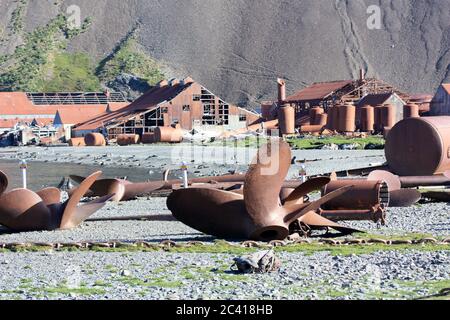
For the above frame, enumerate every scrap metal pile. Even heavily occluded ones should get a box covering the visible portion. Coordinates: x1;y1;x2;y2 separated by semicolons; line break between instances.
0;116;449;242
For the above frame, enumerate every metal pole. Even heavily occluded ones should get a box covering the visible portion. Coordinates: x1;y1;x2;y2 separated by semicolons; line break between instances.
20;160;27;189
181;162;188;189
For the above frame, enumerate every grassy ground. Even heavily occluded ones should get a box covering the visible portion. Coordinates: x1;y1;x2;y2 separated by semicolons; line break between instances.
214;136;385;150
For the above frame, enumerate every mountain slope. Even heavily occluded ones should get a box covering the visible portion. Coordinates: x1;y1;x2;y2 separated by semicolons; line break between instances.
1;0;450;106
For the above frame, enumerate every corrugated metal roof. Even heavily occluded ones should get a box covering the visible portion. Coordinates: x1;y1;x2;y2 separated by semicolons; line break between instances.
286;80;353;102
73;82;194;131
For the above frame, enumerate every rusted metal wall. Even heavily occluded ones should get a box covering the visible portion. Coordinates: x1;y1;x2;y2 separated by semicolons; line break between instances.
430;85;450;116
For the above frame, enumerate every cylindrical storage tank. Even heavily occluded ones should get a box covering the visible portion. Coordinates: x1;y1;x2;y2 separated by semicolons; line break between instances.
316;113;328;126
332;105;341;131
84;133;106;146
300;125;324;133
154;127;183;143
374;105;384;132
403;104;420;119
141;133;156;144
322;180;389;210
381;104;396;129
277;104;295;135
309;107;324;125
339;104;356;132
385;116;450;176
261;104;273;121
117;134;140;146
68;137;86;147
360;105;375;132
326;107;334;130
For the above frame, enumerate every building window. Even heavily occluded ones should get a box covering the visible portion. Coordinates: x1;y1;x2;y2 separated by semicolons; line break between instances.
161;107;169;113
239;114;247;122
183;105;191;112
193;94;201;101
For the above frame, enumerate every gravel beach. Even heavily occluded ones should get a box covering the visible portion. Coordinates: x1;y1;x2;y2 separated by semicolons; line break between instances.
0;145;448;300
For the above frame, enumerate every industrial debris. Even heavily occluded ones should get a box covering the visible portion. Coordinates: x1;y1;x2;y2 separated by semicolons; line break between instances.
167;140;362;241
0;171;112;232
231;250;281;274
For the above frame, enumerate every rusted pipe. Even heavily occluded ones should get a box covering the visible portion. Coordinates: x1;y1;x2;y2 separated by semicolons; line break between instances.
403;104;420;119
322;180;389;210
278;104;295;135
277;78;286;103
319;208;385;223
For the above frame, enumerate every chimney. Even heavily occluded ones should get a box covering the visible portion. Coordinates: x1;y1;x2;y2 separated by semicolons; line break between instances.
359;68;365;81
277;78;286;104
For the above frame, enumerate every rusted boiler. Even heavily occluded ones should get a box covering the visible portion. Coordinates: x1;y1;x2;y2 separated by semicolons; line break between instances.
403;104;420;119
278;104;296;135
84;133;106;146
360;105;375;132
117;134;140;146
385;116;450;176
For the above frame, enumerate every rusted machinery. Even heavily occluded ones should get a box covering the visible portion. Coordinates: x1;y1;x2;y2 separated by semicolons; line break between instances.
380;104;396;130
141;132;156;144
385;116;450;176
339;104;356;133
0;171;112;232
278;104;295;135
360;105;375;132
117;134;140;146
403;104;420;119
68;137;86;147
69;172;248;202
167;141;361;241
84;133;106;146
154;126;183;143
320;180;388;223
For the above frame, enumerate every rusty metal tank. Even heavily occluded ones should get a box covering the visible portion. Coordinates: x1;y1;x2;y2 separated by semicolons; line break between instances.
141;132;156;144
154;127;183;143
316;113;328;126
84;133;106;146
278;104;295;135
339;104;356;132
68;137;86;147
322;180;389;210
403;104;420;119
374;105;383;132
332;105;341;131
381;104;396;129
309;107;324;125
385;116;450;176
117;134;140;146
360;105;375;132
326;107;334;130
300;125;324;133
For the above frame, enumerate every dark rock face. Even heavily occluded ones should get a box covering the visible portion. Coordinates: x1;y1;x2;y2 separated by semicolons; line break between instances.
105;73;151;102
2;0;450;106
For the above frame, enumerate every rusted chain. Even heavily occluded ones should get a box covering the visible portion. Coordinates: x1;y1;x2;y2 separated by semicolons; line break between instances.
0;237;448;252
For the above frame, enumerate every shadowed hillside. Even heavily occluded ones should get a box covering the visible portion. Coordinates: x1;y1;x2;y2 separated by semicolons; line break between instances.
1;0;450;106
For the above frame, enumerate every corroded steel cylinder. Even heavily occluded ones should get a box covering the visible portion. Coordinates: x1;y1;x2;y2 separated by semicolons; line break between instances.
278;104;295;135
385;116;450;176
261;104;273;120
117;134;140;146
68;137;86;147
141;133;156;144
326;107;334;130
309;107;324;125
300;125;324;133
360;105;375;132
339;104;356;132
381;104;396;129
84;133;106;146
154;127;183;143
322;180;389;210
374;105;383;132
316;113;328;126
403;104;420;119
332;105;341;131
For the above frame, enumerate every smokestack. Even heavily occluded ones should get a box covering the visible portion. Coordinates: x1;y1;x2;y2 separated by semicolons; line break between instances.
359;69;365;81
277;78;286;104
